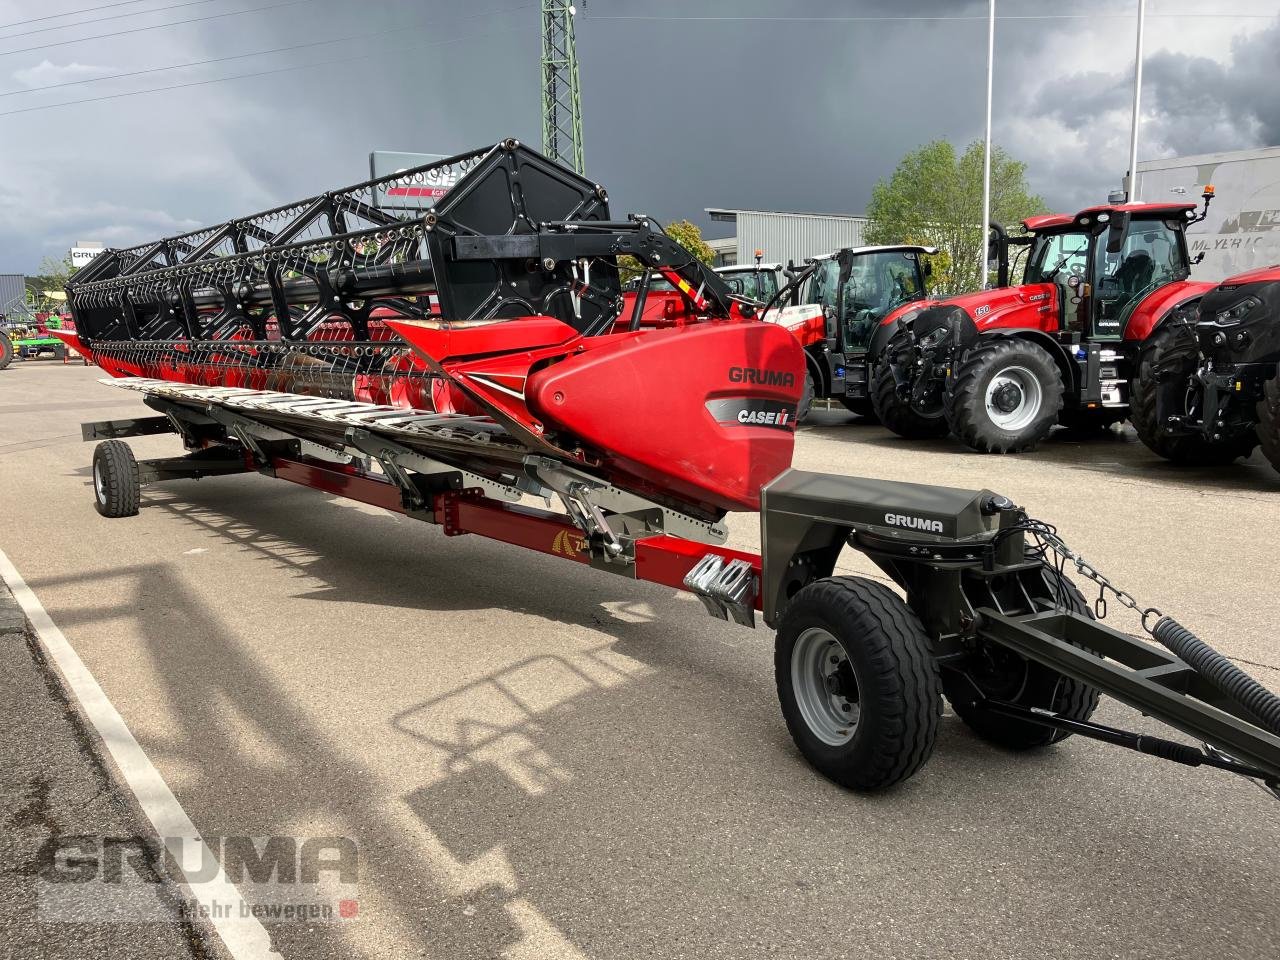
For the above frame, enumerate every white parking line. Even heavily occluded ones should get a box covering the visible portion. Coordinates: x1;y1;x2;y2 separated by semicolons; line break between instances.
0;546;281;960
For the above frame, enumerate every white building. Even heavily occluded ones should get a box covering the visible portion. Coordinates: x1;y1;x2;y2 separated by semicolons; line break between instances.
705;208;870;268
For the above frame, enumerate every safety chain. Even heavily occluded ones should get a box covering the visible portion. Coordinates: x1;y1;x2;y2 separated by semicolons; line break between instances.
1025;523;1164;633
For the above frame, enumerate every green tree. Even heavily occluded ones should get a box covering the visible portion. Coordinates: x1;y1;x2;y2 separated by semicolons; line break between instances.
617;218;716;284
865;140;1046;295
25;255;76;311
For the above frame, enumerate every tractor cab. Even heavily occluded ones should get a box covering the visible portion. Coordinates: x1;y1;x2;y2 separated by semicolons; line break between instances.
1014;192;1212;341
798;245;933;354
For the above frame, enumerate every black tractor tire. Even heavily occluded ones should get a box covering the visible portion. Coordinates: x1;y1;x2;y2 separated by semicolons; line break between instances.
51;343;67;361
92;440;140;518
839;396;879;421
945;338;1064;453
796;371;815;424
0;331;12;370
1258;375;1280;475
869;359;948;439
775;577;942;791
943;566;1100;749
1131;321;1258;465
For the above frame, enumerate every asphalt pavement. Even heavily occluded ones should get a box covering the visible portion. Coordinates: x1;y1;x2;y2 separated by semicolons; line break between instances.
1;359;1278;960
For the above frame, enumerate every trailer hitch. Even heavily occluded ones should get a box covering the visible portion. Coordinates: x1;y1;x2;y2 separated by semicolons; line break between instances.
981;698;1280;798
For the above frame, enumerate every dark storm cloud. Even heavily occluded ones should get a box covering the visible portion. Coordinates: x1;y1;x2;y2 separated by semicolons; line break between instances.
0;0;1272;271
1035;17;1280;159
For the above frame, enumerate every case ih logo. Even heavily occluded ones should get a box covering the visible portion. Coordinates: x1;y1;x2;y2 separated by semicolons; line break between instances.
737;408;790;427
551;530;587;556
705;398;797;431
728;366;795;388
884;513;944;533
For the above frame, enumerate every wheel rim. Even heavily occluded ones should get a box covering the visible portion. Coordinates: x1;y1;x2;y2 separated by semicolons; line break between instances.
984;364;1043;431
791;627;860;746
93;459;106;503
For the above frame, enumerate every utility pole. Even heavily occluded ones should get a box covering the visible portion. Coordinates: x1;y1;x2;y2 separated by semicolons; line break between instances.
979;0;995;288
541;1;585;174
1126;0;1147;200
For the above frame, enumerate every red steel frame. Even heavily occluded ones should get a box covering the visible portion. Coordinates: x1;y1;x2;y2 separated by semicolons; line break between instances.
270;454;764;606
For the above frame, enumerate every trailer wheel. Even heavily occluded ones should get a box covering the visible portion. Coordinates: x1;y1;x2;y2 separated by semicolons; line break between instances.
1131;320;1258;465
1254;375;1280;475
945;339;1063;453
869;360;948;439
0;331;12;370
775;577;941;791
92;440;140;518
943;568;1099;749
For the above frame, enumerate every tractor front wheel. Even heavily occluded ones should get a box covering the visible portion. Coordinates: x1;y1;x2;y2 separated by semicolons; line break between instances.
775;577;942;791
92;440;140;518
1131;321;1258;465
945;338;1064;453
1257;375;1280;475
869;359;948;439
0;331;12;370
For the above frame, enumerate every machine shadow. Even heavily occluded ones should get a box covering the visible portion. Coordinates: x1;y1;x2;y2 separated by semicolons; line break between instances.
803;419;1280;494
34;472;1271;959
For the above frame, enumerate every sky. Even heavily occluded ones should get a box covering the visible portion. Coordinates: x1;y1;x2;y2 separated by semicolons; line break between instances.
0;0;1278;273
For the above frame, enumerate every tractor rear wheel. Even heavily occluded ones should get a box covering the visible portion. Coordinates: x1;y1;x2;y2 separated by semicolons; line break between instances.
869;359;948;439
92;440;140;518
945;338;1064;453
0;331;12;370
1257;375;1280;475
775;577;942;791
1131;321;1258;465
942;565;1100;749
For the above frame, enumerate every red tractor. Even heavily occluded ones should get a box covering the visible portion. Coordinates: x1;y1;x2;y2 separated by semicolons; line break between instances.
1132;261;1280;472
871;189;1218;453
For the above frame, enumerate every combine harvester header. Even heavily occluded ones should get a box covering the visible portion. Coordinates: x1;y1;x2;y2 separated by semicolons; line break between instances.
60;140;1280;799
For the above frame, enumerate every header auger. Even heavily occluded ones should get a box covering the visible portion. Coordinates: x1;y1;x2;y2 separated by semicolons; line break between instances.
62;141;1280;800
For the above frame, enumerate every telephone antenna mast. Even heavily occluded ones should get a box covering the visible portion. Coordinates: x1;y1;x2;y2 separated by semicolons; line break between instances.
541;1;585;173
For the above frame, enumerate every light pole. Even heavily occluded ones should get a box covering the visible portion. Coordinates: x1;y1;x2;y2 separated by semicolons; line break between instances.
1126;0;1147;200
979;0;995;288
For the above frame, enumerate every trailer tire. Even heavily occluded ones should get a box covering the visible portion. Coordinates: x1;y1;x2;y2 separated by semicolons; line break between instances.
945;338;1063;453
0;331;12;370
1256;374;1280;475
869;360;948;439
775;577;941;791
1131;321;1258;465
943;568;1099;749
92;440;140;518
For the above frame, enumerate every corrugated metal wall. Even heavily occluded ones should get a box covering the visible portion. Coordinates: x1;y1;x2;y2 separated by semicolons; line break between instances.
0;274;27;316
733;212;868;265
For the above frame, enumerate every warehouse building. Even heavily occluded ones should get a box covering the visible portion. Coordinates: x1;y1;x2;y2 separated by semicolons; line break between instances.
705;208;870;267
1137;146;1280;281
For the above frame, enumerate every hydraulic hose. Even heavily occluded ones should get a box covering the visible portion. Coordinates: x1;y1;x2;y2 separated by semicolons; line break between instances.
1152;616;1280;738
